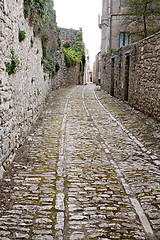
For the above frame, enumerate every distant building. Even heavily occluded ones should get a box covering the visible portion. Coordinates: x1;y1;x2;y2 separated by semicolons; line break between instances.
93;52;101;85
89;70;93;83
84;47;90;84
99;0;129;54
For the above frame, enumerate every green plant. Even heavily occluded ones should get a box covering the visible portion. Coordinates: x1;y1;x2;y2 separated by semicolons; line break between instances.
63;42;71;48
155;122;160;127
6;50;20;75
63;48;77;67
42;50;55;78
96;88;101;91
37;88;41;96
102;52;107;57
122;0;160;39
30;37;34;48
24;0;61;79
57;38;61;49
55;62;60;72
41;34;49;53
118;60;121;68
19;29;26;42
63;29;85;70
31;77;35;83
109;48;119;54
34;88;41;96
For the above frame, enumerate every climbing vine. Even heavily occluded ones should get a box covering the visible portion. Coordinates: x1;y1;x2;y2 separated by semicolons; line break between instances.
24;0;60;77
63;29;85;71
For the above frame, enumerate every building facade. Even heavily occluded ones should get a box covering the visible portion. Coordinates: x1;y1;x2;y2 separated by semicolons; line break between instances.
93;52;101;85
100;0;129;54
84;47;90;84
100;32;160;121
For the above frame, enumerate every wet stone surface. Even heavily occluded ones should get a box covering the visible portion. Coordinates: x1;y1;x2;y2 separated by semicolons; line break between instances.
0;84;160;239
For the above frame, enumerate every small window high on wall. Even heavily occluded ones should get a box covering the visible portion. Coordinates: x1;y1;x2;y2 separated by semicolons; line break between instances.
119;32;130;47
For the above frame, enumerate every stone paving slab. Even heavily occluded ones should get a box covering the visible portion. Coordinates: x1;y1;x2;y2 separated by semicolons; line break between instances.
0;84;160;240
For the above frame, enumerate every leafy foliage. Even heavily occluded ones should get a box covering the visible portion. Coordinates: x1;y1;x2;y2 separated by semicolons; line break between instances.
19;29;26;42
63;41;71;49
56;27;61;50
55;62;60;72
122;0;160;40
63;30;85;71
63;47;77;67
109;48;119;54
42;50;55;78
6;50;20;75
31;77;35;83
24;0;60;78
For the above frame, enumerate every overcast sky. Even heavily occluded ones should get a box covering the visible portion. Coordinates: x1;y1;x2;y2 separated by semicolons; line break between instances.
53;0;102;68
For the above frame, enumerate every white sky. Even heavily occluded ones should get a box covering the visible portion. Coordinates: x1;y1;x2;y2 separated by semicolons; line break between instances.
53;0;102;68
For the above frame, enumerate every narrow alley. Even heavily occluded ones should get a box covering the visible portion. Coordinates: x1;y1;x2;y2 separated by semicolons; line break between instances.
0;84;160;240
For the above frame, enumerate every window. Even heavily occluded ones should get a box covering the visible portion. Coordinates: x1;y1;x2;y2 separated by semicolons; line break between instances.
119;32;130;47
120;0;125;4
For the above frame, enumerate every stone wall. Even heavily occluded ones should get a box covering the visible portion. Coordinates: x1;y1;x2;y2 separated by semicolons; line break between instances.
0;0;81;177
0;0;53;176
52;49;81;89
52;27;82;88
60;28;78;48
101;32;160;120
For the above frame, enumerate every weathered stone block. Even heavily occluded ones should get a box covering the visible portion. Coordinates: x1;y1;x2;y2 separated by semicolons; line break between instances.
156;67;160;78
0;101;9;111
1;91;11;102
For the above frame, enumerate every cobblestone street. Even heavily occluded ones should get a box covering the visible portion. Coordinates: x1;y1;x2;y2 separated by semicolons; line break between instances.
0;84;160;240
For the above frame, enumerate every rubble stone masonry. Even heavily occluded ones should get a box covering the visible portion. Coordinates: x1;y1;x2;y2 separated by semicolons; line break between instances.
101;32;160;121
0;0;81;177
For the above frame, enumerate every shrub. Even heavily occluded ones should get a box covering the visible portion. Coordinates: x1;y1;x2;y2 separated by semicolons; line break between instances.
42;50;55;78
109;48;119;54
6;50;20;75
19;29;26;42
63;29;85;70
24;0;61;77
63;42;71;49
55;62;60;72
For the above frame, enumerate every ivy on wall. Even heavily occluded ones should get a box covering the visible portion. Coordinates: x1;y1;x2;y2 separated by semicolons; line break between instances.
63;30;85;72
24;0;60;77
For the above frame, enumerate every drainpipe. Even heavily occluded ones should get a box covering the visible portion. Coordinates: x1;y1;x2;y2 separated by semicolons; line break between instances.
110;0;113;49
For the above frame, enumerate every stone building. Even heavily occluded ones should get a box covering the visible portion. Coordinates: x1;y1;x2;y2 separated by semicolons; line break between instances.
101;32;160;121
83;47;90;84
99;0;160;55
99;0;129;54
93;52;101;85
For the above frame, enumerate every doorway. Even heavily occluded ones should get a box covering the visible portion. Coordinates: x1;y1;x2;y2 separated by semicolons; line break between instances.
124;55;130;101
110;58;115;96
